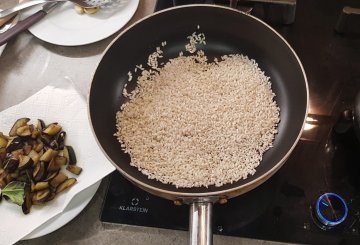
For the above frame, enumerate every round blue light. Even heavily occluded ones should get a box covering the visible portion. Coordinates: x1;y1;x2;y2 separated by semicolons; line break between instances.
316;193;348;226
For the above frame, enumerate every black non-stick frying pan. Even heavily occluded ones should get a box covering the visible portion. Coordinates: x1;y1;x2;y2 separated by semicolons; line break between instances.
89;5;308;245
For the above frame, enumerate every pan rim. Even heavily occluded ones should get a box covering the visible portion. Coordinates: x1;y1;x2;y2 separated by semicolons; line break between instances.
87;4;309;198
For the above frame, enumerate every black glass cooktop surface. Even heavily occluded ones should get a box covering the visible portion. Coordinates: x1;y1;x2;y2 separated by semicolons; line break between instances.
101;0;360;244
101;118;360;245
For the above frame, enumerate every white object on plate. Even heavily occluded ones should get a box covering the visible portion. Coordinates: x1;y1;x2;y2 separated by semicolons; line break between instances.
26;0;139;46
23;181;101;239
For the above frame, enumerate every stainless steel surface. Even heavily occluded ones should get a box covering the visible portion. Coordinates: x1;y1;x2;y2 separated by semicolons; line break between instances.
189;202;213;245
0;0;290;244
0;0;94;18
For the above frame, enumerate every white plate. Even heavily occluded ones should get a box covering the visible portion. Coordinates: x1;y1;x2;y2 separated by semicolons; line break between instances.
28;0;139;46
23;180;101;239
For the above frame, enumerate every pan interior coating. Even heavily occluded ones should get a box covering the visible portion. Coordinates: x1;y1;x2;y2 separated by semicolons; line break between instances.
89;5;308;197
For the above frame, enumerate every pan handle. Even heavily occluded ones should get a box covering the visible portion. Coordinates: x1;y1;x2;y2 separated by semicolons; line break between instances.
189;201;213;245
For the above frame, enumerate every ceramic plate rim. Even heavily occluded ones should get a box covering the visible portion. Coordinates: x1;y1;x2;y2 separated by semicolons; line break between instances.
27;0;139;46
22;180;101;240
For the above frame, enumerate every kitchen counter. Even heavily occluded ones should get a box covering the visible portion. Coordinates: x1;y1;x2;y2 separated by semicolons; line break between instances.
1;1;289;244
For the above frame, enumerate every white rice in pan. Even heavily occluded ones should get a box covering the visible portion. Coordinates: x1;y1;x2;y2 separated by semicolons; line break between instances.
115;32;280;188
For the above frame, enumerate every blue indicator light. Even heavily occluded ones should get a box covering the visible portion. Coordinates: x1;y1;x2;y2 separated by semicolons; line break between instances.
316;193;348;227
321;201;329;207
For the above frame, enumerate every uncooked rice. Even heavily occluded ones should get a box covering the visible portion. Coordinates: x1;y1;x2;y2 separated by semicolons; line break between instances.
185;32;206;54
147;47;164;70
127;71;132;81
115;33;280;188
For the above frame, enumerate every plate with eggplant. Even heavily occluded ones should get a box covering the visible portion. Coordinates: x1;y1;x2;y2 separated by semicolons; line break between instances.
0;84;114;244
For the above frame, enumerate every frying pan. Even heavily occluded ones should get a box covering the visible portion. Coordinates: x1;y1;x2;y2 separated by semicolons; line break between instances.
89;5;308;245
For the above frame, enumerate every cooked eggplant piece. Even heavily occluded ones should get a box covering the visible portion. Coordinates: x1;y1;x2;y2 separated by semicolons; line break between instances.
33;141;44;153
50;172;68;188
36;119;46;131
3;157;19;173
47;156;66;171
16;125;32;137
0;149;5;169
22;186;32;214
66;165;82;175
38;149;44;158
0;169;6;176
23;143;33;155
0;148;6;169
56;131;66;150
6;136;24;153
43;123;62;136
32;189;51;204
66;146;77;165
25;169;33;183
45;191;56;202
10;170;19;179
18;155;34;170
31;127;40;139
56;178;76;194
0;133;8;148
28;150;40;166
55;156;67;166
33;162;46;182
50;131;66;150
11;148;24;159
9;118;30;137
5;173;13;183
44;170;59;182
17;170;30;183
47;158;61;172
33;181;49;191
0;179;6;189
0;169;6;177
39;149;58;162
0;147;6;161
0;169;8;188
49;139;59;150
59;148;68;165
39;133;52;146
